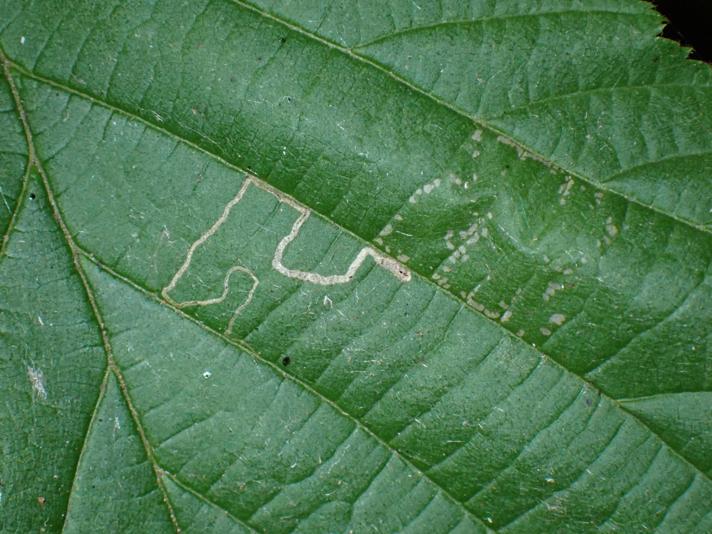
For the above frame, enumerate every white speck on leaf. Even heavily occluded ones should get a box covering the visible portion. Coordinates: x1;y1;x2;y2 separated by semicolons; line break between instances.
558;176;574;205
27;367;47;400
444;229;455;250
549;313;566;326
543;281;564;301
422;177;441;194
379;223;393;237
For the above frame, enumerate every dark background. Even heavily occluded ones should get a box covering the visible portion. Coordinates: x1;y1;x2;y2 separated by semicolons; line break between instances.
652;0;712;62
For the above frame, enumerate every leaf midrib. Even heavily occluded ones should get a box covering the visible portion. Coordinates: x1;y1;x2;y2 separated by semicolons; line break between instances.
233;0;712;236
7;56;711;487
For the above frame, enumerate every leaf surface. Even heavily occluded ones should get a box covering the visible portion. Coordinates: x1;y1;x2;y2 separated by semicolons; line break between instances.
1;1;711;532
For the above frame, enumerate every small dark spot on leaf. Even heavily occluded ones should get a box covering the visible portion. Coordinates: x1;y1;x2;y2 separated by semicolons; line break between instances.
29;192;36;200
281;356;291;366
585;397;592;406
280;37;287;44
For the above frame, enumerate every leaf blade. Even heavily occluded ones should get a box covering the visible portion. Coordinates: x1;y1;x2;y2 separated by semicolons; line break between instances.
14;71;710;528
1;0;711;530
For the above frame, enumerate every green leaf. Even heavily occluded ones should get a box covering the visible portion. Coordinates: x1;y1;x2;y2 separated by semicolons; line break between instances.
1;1;711;532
